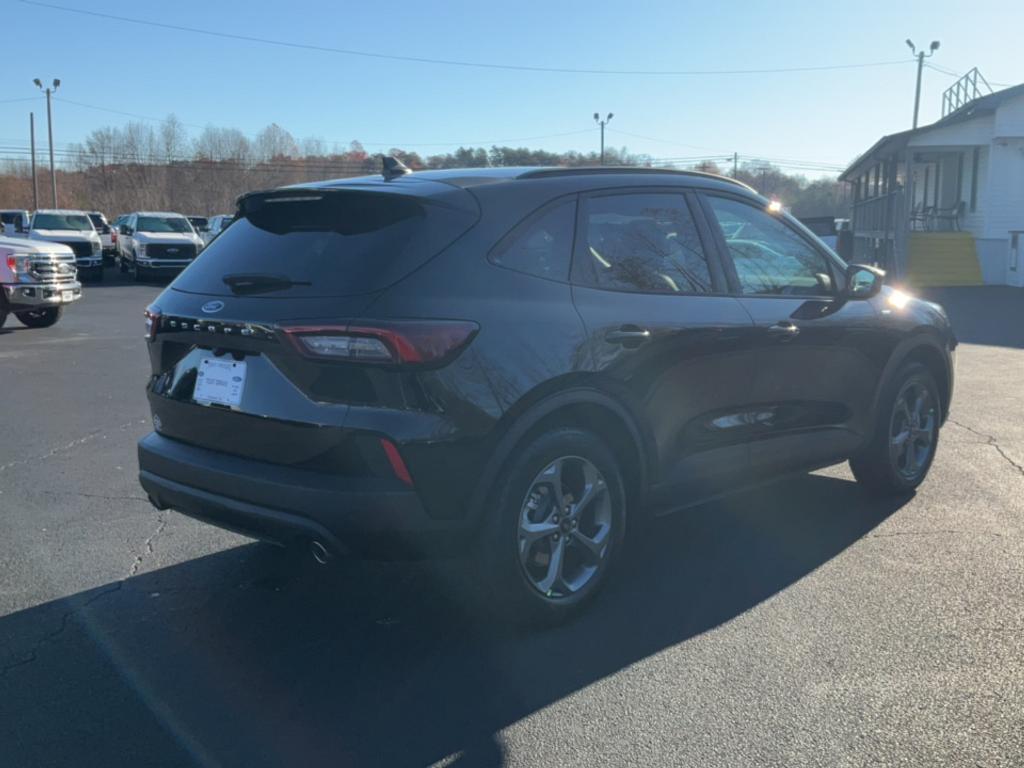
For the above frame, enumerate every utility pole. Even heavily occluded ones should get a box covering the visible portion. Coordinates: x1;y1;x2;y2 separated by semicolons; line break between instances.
593;112;613;165
905;39;940;128
733;152;739;177
33;78;60;206
29;112;39;210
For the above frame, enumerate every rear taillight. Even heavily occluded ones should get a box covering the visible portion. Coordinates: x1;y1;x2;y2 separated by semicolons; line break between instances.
111;232;118;243
144;306;161;341
281;320;478;365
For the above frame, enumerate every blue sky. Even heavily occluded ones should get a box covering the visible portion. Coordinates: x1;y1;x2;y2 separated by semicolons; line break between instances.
1;0;1022;176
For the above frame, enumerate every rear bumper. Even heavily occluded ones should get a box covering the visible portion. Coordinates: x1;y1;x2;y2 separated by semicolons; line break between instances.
137;432;465;557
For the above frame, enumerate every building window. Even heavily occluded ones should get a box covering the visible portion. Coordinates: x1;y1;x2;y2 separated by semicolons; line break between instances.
970;147;980;212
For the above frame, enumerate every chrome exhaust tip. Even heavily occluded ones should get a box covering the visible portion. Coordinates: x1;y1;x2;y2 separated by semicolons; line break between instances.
310;540;331;566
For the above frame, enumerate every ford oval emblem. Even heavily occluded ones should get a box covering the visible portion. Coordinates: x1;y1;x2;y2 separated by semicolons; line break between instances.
201;300;225;314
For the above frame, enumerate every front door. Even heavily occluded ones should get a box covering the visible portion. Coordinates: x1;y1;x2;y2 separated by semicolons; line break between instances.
569;188;759;502
699;193;884;477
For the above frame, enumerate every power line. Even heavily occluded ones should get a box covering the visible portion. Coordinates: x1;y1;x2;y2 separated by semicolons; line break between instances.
21;0;914;78
924;62;1014;88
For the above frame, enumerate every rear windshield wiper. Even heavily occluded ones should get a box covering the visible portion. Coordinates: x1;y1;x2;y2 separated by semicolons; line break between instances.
222;273;312;295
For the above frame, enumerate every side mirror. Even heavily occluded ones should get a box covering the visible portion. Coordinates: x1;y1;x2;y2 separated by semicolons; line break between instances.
120;225;131;235
846;264;884;299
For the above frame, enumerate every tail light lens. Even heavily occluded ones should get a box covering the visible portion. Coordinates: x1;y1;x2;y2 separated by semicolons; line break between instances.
282;320;478;365
144;306;161;341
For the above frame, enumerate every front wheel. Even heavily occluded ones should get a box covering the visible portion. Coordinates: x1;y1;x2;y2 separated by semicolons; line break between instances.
16;306;63;328
851;362;941;495
478;428;627;625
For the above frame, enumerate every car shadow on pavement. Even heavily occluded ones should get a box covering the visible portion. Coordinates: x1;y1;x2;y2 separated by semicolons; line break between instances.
0;473;909;768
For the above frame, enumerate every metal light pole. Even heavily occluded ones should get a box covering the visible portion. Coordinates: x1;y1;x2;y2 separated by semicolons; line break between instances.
593;112;613;165
29;112;39;210
906;40;940;129
33;78;60;206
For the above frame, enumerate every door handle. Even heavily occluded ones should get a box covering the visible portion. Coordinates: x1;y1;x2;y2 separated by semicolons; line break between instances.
767;321;800;337
605;326;652;346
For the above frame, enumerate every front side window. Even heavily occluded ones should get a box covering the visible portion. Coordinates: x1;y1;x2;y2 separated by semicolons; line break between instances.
136;216;194;234
490;198;575;280
706;196;835;296
573;193;712;294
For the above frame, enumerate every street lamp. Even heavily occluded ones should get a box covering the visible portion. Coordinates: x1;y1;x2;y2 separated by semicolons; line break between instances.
34;78;60;206
594;112;613;165
906;39;940;129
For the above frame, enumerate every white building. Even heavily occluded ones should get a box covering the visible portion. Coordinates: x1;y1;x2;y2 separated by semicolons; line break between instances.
840;77;1024;287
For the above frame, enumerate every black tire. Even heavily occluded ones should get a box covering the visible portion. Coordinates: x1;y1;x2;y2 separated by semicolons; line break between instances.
118;256;129;274
0;299;8;329
850;362;941;496
16;306;63;328
477;428;627;625
133;262;145;283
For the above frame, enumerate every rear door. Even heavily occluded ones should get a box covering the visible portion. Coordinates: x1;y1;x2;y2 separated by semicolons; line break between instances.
699;193;883;476
569;188;758;500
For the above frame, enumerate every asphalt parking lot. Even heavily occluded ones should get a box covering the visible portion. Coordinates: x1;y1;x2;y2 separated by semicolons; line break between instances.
1;271;1022;767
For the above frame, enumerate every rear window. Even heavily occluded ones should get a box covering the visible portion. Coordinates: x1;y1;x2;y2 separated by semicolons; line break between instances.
172;188;479;298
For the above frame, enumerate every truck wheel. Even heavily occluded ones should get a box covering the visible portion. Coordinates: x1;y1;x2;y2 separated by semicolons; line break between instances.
16;306;63;328
133;263;145;283
477;427;627;625
119;256;129;274
0;298;8;329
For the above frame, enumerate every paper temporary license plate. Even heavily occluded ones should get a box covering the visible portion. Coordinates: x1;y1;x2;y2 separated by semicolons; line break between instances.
193;358;247;408
61;290;74;302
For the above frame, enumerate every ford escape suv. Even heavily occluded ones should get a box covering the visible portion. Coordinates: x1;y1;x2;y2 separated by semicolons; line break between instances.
138;163;956;622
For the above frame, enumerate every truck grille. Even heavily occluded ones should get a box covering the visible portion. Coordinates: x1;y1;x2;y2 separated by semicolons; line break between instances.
30;253;77;284
57;241;94;261
147;243;196;260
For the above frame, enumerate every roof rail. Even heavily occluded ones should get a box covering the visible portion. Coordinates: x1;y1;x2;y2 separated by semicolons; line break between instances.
518;166;754;191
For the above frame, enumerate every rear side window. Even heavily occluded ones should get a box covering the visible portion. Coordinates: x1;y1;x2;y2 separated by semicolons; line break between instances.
172;189;478;298
572;193;713;294
490;197;576;281
706;196;835;296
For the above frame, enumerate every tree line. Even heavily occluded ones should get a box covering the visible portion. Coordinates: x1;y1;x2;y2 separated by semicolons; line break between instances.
0;115;848;218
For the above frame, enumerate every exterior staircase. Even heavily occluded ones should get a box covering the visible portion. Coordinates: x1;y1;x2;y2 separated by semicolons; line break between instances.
906;232;983;287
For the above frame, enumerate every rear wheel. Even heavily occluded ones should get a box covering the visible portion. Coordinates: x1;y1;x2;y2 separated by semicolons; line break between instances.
478;428;626;625
133;262;146;283
16;306;63;328
0;295;8;329
851;362;941;495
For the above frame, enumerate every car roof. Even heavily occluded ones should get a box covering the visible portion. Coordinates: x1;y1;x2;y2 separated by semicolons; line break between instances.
34;209;92;215
298;165;757;198
132;211;189;217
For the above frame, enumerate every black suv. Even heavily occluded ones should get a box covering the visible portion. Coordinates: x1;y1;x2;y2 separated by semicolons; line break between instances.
138;165;956;622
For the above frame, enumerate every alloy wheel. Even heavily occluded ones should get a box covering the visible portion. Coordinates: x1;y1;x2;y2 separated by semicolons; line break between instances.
889;379;937;481
518;455;613;600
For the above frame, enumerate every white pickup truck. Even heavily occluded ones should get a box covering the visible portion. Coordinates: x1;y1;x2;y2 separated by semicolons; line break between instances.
27;209;105;281
117;212;204;281
0;235;82;328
